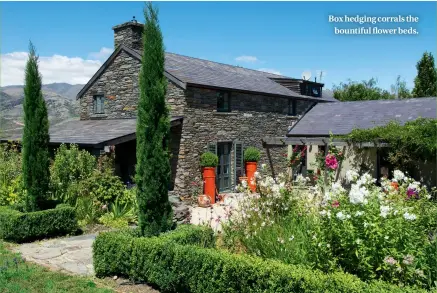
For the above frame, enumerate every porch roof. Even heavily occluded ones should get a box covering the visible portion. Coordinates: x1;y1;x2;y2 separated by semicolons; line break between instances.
1;117;183;147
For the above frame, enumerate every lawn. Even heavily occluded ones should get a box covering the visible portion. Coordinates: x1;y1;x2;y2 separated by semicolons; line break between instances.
0;241;113;293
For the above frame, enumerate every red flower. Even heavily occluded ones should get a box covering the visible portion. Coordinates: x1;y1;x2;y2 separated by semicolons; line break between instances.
325;154;338;170
331;201;340;208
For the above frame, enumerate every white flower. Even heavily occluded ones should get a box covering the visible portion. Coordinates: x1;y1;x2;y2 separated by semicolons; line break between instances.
380;205;391;218
356;173;375;187
346;214;351;219
323;191;331;201
261;221;266;227
241;180;247;188
403;212;417;221
393;170;406;182
336;211;346;220
355;211;364;217
384;236;389;240
254;171;260;178
356;238;362;245
346;169;359;183
331;182;345;195
289;235;295;241
408;182;420;190
261;163;267;170
319;210;328;216
349;184;369;204
326;244;330;248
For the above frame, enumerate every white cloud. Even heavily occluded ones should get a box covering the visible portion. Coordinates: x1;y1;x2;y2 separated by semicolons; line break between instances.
258;68;282;75
0;48;113;86
88;47;113;61
235;55;258;63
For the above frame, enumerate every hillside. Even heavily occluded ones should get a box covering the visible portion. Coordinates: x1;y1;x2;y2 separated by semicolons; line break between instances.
0;83;84;138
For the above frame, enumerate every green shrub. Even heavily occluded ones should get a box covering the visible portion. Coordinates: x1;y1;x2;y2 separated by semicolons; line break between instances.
200;152;218;167
0;206;78;243
0;143;24;206
81;171;125;205
244;147;261;162
93;224;215;278
93;227;430;293
98;198;137;229
50;144;96;205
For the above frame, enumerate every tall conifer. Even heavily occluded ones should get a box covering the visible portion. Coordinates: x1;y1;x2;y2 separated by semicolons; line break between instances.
22;42;50;211
136;3;173;236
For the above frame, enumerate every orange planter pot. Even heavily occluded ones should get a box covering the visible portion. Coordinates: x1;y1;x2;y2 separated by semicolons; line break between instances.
203;167;216;204
245;162;257;192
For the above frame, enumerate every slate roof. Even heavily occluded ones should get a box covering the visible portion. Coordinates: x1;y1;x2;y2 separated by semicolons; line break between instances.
1;117;183;146
76;45;333;103
287;97;437;136
163;51;322;100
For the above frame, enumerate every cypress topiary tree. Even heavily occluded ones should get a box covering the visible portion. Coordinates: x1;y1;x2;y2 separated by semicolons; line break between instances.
136;2;173;236
22;42;50;212
412;52;437;97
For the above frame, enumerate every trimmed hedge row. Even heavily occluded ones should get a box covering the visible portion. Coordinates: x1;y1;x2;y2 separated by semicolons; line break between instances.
93;226;434;293
0;205;78;243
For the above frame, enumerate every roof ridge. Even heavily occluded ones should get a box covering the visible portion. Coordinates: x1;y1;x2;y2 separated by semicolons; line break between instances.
164;51;289;78
325;97;437;104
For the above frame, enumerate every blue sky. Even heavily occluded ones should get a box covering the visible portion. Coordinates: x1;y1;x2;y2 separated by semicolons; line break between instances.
1;1;436;90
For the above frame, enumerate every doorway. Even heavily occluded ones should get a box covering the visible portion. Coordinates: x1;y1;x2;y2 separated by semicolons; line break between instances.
217;142;232;192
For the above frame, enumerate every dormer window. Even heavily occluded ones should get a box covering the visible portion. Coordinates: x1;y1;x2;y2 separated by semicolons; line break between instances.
93;95;105;114
301;82;322;98
217;92;230;112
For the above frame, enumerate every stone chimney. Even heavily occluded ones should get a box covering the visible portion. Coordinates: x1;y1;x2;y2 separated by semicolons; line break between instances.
112;18;144;51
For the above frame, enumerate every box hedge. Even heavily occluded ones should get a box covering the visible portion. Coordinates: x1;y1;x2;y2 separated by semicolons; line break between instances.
0;205;78;243
93;225;434;293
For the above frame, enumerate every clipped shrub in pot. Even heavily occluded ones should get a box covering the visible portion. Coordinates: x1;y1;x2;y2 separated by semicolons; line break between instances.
244;147;261;192
200;152;218;204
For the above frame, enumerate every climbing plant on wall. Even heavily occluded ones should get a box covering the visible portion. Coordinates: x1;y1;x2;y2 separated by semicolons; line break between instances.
340;118;437;172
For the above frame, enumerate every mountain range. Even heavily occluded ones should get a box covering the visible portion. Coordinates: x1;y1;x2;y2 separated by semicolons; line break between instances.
0;83;84;137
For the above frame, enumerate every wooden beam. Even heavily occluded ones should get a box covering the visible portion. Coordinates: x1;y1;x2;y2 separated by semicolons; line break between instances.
262;136;389;148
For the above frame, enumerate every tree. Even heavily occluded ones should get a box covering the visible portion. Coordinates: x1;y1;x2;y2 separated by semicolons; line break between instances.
333;78;394;101
22;42;50;211
391;75;411;99
135;2;173;237
412;52;437;97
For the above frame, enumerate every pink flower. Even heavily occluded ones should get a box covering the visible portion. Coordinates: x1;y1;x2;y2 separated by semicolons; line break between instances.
325;154;338;170
331;201;340;208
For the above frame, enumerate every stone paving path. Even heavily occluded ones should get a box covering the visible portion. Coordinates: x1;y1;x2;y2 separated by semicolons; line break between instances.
14;233;96;276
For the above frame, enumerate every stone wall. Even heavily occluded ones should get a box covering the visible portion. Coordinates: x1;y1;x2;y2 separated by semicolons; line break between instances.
80;51;141;120
171;86;315;196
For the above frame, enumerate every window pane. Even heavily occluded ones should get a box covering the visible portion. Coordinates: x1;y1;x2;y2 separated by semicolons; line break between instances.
100;97;104;113
217;92;230;112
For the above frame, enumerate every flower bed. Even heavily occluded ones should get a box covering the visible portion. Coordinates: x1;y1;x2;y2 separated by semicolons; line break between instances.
0;205;78;243
92;224;433;293
221;166;437;290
